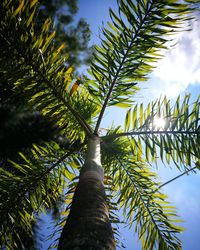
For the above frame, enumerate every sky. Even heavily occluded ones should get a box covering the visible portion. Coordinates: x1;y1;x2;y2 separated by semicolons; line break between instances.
40;1;200;249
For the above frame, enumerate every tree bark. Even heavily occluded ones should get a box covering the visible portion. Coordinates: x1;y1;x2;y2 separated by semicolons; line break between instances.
58;136;115;250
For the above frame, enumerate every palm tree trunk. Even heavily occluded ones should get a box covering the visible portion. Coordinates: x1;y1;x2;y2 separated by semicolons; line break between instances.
58;136;115;250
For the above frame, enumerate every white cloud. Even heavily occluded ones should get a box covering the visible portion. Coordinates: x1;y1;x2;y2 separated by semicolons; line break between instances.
152;21;200;98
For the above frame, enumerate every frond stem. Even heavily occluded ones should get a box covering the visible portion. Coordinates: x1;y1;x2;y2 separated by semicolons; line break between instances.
1;142;85;213
116;156;163;239
25;142;85;194
32;64;93;136
102;130;199;140
0;31;93;137
154;165;197;194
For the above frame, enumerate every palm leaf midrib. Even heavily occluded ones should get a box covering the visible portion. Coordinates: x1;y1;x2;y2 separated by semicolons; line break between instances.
115;155;179;249
0;19;93;136
95;1;156;133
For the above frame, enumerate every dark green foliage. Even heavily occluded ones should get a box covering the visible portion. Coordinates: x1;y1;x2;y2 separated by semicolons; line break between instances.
0;108;57;159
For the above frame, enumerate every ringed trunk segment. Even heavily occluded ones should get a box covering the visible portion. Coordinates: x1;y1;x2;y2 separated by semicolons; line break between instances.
58;137;116;250
58;171;116;249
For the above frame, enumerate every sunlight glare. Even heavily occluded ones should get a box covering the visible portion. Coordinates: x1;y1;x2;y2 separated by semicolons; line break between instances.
154;117;166;130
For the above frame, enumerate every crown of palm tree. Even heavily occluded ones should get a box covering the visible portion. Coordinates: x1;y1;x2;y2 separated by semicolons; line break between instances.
0;0;199;249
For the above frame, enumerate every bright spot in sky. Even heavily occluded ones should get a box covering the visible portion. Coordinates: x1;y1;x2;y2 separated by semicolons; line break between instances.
154;117;166;130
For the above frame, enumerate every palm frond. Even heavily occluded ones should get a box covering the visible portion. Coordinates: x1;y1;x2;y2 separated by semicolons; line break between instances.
103;95;200;169
90;0;199;132
0;141;83;249
102;134;183;250
0;0;94;140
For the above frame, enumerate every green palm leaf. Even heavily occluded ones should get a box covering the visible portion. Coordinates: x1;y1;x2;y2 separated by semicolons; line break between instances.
0;141;83;249
0;0;95;140
102;134;183;250
89;0;198;110
104;95;200;169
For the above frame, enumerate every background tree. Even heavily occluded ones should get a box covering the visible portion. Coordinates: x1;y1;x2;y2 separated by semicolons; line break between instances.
38;0;92;67
0;0;199;249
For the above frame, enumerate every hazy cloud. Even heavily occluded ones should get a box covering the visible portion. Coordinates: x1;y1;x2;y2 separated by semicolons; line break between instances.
152;21;200;98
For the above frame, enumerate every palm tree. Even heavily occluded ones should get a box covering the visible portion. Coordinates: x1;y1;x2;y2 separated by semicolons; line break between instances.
0;0;199;249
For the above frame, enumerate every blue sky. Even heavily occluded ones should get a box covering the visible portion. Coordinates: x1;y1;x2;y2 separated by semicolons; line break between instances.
40;1;200;249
